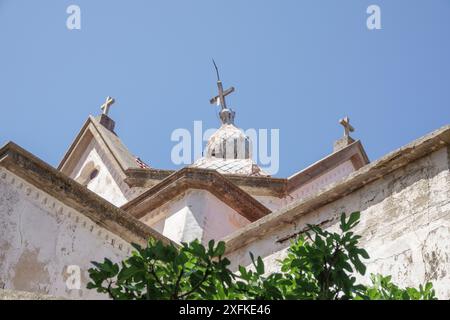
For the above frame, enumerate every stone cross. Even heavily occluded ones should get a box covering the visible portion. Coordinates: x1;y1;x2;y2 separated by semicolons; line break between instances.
210;60;234;110
101;96;115;116
339;116;354;137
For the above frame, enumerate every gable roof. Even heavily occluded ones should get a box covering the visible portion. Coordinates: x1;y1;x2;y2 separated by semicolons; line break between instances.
58;115;145;175
121;167;272;222
287;139;369;192
0;141;171;246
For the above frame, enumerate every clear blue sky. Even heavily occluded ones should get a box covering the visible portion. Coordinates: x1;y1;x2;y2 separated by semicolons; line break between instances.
0;0;449;177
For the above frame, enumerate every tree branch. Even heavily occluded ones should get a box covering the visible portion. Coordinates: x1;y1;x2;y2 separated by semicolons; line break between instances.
148;263;171;296
172;268;185;299
179;264;211;299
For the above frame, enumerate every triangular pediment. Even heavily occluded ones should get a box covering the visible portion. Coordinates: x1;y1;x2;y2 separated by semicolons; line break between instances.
57;116;147;206
122;167;271;222
58;116;144;175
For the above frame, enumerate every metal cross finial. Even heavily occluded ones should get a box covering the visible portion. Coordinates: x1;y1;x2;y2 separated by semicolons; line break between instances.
101;96;115;116
339;116;355;137
210;59;235;110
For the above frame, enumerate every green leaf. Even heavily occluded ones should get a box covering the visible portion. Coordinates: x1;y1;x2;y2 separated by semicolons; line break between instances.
208;239;215;254
357;248;370;259
249;252;256;265
340;213;347;231
347;212;360;230
214;241;226;257
256;256;265;275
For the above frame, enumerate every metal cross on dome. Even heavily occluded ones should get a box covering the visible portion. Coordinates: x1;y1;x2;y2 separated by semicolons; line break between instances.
209;59;235;110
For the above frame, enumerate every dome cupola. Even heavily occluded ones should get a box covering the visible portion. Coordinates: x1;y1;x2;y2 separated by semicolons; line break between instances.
191;61;267;176
205;123;252;160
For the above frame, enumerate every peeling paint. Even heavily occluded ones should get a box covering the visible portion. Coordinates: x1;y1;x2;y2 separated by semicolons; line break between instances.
0;169;131;299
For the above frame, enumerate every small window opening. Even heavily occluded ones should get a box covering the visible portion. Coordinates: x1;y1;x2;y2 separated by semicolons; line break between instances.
89;169;99;181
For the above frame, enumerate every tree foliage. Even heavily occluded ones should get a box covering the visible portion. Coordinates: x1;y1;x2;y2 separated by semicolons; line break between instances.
88;212;436;300
87;239;232;299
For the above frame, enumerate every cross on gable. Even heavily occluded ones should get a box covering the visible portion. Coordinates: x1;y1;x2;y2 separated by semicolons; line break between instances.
101;96;115;116
339;116;355;137
210;59;234;110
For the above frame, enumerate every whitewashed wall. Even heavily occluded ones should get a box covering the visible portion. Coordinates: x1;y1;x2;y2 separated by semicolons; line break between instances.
0;168;131;299
254;195;284;212
70;139;129;207
140;189;250;244
226;148;450;299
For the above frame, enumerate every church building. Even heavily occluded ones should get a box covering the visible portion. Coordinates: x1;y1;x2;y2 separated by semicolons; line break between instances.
0;76;449;299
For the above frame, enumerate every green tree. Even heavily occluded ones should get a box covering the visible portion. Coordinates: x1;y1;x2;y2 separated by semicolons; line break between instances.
268;211;369;299
87;212;436;300
87;239;233;299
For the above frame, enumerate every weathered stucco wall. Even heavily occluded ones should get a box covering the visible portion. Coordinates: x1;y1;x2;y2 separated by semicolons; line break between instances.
0;168;131;299
226;147;450;299
140;189;249;244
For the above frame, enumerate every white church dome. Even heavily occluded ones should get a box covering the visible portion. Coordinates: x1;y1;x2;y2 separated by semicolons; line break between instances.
192;114;267;176
205;123;252;160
